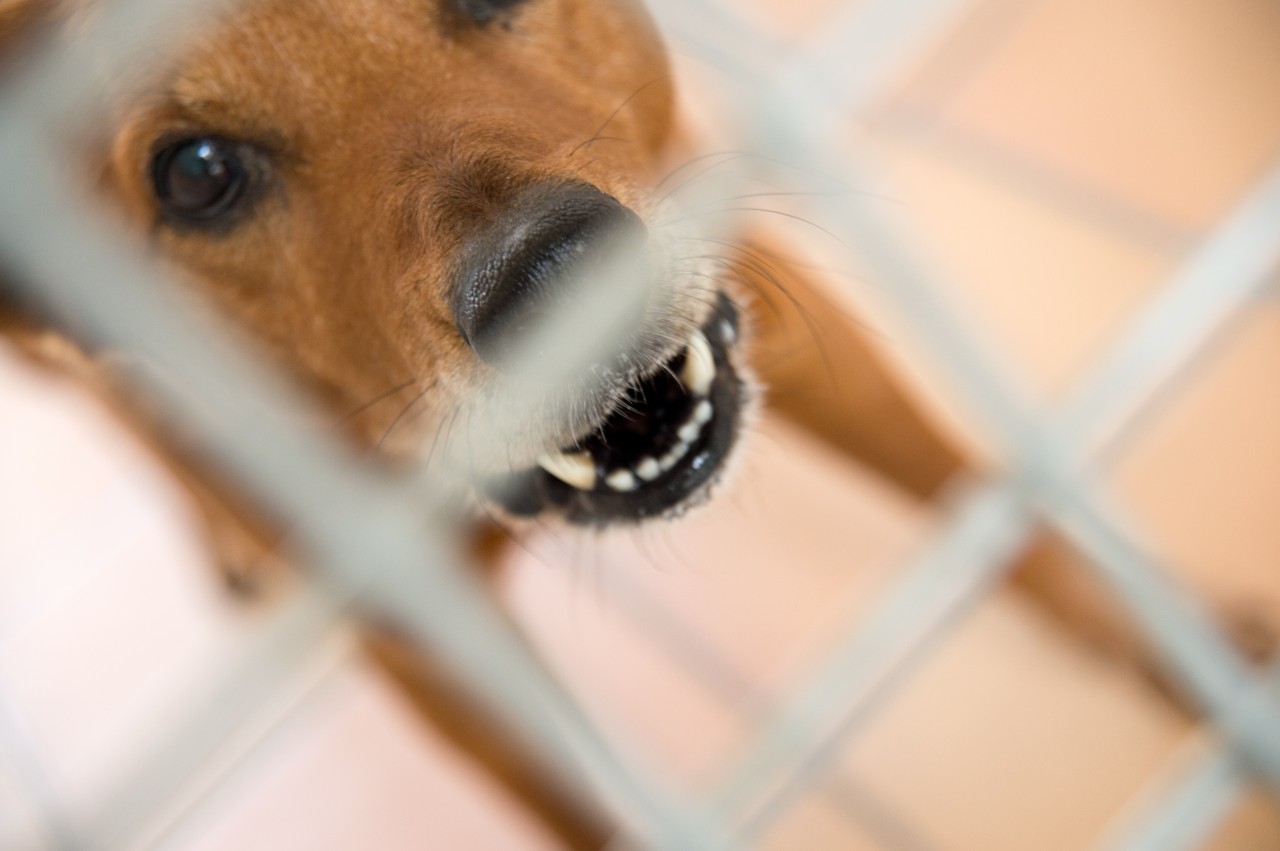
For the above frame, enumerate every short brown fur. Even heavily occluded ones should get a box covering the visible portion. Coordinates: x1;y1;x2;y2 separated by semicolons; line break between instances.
1;1;1265;847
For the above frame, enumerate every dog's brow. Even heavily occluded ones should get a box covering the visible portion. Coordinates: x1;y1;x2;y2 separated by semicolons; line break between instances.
158;90;271;141
156;55;311;153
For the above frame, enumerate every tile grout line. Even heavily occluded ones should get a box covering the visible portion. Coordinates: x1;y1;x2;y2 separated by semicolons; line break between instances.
872;105;1200;256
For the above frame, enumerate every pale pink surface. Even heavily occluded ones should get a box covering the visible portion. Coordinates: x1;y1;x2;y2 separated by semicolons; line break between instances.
0;349;1212;849
503;422;1204;850
0;348;567;850
4;0;1280;847
170;661;567;851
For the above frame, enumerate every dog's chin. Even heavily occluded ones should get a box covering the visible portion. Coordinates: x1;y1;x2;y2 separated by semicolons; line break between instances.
483;292;747;526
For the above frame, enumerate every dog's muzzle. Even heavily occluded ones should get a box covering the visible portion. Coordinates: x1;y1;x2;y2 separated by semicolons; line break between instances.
451;181;746;525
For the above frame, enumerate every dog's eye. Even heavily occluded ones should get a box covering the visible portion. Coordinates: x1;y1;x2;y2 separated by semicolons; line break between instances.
152;137;248;221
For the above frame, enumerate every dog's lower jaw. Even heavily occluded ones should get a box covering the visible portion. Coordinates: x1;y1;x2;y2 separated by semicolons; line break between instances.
483;291;748;526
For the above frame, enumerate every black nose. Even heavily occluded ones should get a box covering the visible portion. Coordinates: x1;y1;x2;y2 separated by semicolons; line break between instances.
452;182;650;373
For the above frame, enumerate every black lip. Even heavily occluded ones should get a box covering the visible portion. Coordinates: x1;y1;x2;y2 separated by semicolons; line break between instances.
485;293;744;525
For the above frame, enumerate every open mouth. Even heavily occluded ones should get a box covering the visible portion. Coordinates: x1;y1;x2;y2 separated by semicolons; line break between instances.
487;293;744;524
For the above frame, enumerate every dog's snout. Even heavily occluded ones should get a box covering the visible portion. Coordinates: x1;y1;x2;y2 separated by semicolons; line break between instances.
453;183;650;372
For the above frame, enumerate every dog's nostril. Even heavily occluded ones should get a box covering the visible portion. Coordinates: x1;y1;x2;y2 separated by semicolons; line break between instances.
453;183;651;375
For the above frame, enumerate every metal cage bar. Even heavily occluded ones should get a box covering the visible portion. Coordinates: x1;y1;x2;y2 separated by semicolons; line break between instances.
2;0;1279;849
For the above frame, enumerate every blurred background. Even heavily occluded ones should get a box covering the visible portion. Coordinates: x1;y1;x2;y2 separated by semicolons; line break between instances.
4;0;1280;848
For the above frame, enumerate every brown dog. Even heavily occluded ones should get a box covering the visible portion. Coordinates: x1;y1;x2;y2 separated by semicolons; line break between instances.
1;0;961;569
0;0;1248;846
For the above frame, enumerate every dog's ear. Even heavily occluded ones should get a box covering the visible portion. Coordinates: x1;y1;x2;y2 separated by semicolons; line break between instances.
0;0;41;35
0;258;61;338
0;2;64;331
0;0;46;57
1;3;44;327
0;0;75;73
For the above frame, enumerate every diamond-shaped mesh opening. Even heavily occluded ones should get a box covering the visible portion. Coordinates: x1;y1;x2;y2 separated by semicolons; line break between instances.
2;0;1280;848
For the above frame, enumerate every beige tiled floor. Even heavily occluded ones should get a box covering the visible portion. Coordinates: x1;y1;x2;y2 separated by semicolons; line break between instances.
869;133;1176;396
0;352;566;850
5;0;1280;849
505;426;1198;850
898;0;1280;231
0;361;1208;850
1110;306;1280;615
868;0;1280;634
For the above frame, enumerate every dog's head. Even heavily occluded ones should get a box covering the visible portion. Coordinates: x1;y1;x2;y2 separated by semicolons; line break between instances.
7;0;751;525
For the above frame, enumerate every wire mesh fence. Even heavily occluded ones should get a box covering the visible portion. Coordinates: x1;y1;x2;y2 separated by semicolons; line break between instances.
2;0;1280;849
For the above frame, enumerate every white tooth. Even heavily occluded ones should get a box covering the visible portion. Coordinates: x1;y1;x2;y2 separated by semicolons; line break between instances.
678;420;702;443
605;469;637;491
659;441;690;472
680;330;716;396
636;457;661;481
694;399;713;424
537;451;596;490
720;319;736;344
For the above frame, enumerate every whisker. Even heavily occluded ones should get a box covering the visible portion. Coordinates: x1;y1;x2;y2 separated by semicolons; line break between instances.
425;405;464;468
681;247;842;390
474;496;543;563
681;234;859;281
653;149;758;194
653;149;814;199
670;206;850;250
706;188;895;205
569;75;673;157
376;380;440;450
338;378;418;425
